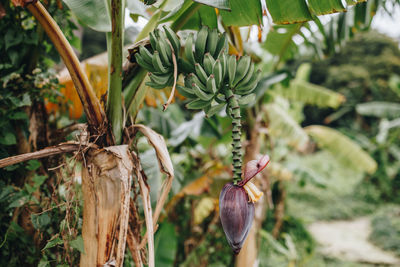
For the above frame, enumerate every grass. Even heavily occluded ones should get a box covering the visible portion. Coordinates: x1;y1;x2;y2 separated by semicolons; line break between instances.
287;183;377;222
369;205;400;257
261;151;400;266
284;151;377;221
306;253;379;267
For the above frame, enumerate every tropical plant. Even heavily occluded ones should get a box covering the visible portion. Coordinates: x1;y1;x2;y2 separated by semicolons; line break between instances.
0;0;372;266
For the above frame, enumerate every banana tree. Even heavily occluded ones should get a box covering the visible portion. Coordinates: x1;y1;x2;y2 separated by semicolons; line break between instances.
0;0;370;266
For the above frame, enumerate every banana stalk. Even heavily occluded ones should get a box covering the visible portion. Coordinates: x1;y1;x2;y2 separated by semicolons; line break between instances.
224;89;243;183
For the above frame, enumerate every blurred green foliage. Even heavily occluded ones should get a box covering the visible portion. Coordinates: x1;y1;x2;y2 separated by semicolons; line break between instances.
1;0;400;266
305;31;400;204
369;205;400;256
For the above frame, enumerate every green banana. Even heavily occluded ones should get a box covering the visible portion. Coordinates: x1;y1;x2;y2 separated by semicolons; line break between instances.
205;102;225;117
185;33;196;65
228;55;237;87
213;59;223;87
177;85;196;98
139;46;153;65
157;39;172;66
188;73;207;92
235;69;261;95
158;30;173;60
237;93;256;106
194;63;208;84
178;59;194;74
152;51;168;74
214;32;227;57
232;55;251;87
145;81;167;89
203;53;215;75
195;26;209;62
185;74;193;88
192;83;214;101
149;31;158;50
186;99;211;110
206;28;218;56
148;72;172;85
219;52;227;81
135;53;154;72
235;62;254;88
163;26;180;54
206;74;217;94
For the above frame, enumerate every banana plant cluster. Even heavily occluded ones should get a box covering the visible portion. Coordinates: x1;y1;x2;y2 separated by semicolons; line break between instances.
135;25;261;183
135;26;265;254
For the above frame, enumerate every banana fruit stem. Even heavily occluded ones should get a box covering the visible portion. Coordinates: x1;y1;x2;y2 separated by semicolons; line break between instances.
225;89;242;184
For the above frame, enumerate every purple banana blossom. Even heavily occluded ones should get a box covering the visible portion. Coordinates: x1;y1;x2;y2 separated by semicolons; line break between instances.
219;155;270;254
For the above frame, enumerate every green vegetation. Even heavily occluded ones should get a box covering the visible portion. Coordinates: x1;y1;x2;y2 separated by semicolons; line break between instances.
369;206;400;257
1;0;400;266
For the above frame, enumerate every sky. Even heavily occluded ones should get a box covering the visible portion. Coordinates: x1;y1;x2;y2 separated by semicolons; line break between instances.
371;4;400;39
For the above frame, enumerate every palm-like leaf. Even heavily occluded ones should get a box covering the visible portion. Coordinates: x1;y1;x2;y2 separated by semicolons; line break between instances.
264;103;309;151
356;101;400;119
265;0;367;24
305;125;377;174
273;80;345;108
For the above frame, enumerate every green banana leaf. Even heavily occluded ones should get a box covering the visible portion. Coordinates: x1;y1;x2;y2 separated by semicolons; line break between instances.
63;0;111;32
194;0;230;10
275;80;345;108
263;24;302;61
356;102;400;119
220;0;262;26
155;223;178;267
307;0;346;15
181;4;218;29
264;103;309;151
305;125;377;174
265;0;368;24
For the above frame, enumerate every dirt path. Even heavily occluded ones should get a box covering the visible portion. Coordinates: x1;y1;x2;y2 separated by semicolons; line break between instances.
308;217;400;265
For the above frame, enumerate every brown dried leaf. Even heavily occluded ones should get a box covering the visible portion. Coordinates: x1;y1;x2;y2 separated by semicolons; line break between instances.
133;124;174;227
136;168;154;267
132;124;173;177
181;176;212;196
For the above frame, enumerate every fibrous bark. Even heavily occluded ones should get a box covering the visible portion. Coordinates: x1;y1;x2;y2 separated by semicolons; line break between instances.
80;145;133;267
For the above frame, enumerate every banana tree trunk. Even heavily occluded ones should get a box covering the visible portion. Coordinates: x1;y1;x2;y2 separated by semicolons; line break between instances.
80;145;133;267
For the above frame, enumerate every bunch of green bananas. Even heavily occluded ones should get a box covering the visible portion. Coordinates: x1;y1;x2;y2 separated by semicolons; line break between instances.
135;25;261;116
134;26;181;89
177;26;261;116
135;25;262;189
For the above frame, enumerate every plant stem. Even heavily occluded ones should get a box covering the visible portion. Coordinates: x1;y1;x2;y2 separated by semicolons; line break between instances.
106;0;124;145
124;68;148;120
225;89;243;184
26;2;105;130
